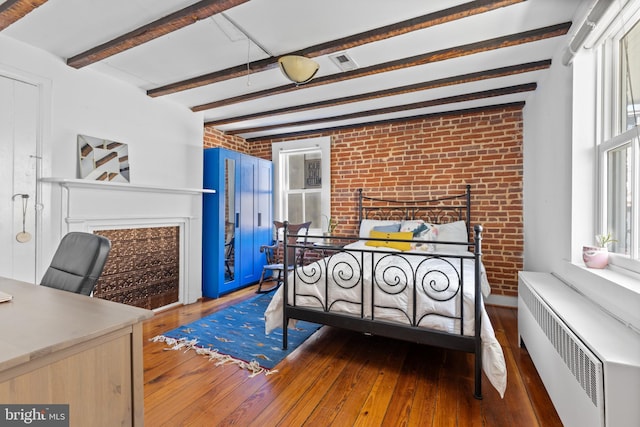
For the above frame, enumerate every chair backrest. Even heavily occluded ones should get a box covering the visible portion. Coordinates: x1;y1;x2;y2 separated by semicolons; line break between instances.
225;236;235;259
41;232;112;296
274;221;312;267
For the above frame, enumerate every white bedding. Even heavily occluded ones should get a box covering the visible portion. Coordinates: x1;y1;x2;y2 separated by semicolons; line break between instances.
264;241;507;397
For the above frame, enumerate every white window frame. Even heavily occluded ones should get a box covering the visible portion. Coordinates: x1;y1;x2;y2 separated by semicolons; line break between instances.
593;0;640;273
598;130;639;270
272;136;331;236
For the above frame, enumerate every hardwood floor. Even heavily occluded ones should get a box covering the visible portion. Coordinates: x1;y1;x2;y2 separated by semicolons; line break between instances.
143;285;562;426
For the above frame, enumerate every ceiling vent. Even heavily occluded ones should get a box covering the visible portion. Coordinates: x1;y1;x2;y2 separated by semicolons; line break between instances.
329;52;358;72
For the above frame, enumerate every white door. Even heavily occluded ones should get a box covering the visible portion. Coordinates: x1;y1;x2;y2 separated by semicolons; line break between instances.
0;75;39;283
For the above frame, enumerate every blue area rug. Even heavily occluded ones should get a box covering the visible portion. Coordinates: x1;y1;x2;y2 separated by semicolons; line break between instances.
151;292;320;375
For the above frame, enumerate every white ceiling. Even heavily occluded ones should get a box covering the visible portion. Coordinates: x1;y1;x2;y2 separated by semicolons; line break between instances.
2;0;589;140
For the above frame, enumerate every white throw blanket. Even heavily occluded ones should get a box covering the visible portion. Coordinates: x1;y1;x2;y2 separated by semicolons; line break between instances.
265;242;507;397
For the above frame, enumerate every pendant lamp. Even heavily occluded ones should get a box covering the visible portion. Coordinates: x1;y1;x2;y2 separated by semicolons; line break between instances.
278;55;319;84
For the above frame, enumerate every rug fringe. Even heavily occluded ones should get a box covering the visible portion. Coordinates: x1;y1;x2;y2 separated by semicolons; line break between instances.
151;335;274;377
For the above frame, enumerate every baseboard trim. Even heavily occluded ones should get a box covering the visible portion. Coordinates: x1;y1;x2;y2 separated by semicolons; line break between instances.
486;294;517;308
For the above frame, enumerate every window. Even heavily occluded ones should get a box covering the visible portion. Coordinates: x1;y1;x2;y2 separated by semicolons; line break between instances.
281;151;322;225
621;20;640;131
601;134;637;257
272;137;331;234
596;4;640;267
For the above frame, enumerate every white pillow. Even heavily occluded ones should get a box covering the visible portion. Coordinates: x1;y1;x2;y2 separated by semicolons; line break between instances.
400;219;437;251
359;219;402;239
434;220;469;253
399;219;424;233
401;220;438;237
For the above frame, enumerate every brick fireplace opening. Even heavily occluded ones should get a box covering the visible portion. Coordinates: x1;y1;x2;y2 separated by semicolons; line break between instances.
93;226;180;310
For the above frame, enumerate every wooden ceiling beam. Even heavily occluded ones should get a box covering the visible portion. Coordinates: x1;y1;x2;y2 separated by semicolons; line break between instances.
224;83;536;135
147;0;525;97
299;0;525;57
66;0;249;68
244;102;526;142
192;22;569;112
205;60;551;126
0;0;48;31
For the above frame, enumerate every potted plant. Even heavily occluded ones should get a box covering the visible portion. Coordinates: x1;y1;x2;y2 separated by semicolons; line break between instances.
322;215;338;243
582;232;617;269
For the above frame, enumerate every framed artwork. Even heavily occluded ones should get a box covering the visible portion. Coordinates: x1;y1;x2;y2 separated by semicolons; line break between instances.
78;134;130;182
304;158;321;188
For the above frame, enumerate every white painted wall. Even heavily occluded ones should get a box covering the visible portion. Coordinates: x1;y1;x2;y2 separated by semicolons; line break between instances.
0;34;205;303
522;48;574;274
523;37;640;332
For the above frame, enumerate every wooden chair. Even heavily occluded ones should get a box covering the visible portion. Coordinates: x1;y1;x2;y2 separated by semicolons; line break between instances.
224;236;234;280
256;221;311;294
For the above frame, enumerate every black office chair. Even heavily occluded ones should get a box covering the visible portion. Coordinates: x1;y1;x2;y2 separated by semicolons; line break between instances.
256;221;311;294
41;232;111;296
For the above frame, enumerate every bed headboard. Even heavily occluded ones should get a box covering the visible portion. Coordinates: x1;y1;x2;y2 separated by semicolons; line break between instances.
357;185;471;229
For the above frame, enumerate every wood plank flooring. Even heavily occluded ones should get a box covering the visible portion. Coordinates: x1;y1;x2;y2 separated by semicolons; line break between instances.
143;284;562;426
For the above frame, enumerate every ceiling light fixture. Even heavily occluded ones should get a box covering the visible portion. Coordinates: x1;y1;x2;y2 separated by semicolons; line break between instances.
278;55;319;85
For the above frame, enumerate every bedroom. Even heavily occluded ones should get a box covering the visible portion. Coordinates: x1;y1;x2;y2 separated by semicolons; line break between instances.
1;0;639;425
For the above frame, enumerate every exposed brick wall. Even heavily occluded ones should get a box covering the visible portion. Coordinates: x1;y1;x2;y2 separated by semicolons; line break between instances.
204;105;524;298
248;141;272;161
203;126;250;153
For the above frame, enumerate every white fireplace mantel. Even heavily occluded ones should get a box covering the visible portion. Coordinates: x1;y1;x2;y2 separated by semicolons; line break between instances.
41;176;209;305
41;177;215;195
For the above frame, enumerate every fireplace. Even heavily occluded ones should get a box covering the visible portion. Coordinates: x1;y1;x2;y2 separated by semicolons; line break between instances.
93;226;180;310
43;177;210;308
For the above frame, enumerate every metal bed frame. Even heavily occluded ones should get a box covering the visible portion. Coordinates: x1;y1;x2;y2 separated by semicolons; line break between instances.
281;185;485;399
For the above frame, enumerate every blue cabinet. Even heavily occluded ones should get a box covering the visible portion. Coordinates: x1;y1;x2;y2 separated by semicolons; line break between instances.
202;148;272;298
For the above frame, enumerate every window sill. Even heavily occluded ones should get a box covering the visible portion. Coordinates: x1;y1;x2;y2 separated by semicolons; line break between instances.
554;260;640;333
609;253;640;276
588;263;640;291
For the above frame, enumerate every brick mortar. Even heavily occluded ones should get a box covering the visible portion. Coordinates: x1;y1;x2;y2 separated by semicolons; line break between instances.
204;106;524;296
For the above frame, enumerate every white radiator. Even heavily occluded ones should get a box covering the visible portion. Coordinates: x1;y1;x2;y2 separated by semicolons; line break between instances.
518;272;640;427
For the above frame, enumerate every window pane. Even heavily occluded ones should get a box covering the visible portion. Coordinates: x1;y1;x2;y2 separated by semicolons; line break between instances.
304;152;322;189
287;152;322;190
621;21;640;130
306;192;322;229
282;148;323;228
287;192;321;226
287;193;303;223
606;144;631;254
288;154;306;190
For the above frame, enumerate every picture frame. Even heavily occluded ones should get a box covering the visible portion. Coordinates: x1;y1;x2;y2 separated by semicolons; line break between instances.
77;134;130;182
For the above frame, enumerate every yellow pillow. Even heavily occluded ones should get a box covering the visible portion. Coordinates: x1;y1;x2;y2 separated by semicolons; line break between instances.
366;230;413;251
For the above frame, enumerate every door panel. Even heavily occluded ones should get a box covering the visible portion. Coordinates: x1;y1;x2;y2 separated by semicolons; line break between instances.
257;159;272;267
216;150;240;296
238;156;257;284
0;76;38;283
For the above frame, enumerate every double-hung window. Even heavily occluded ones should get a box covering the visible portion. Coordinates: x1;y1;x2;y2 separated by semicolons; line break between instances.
596;5;640;269
272;137;331;235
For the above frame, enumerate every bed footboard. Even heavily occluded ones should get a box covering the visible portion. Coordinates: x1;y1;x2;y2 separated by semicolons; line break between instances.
281;223;485;399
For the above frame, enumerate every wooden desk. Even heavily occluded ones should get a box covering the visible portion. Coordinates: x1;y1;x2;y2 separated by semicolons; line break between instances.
0;277;153;426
